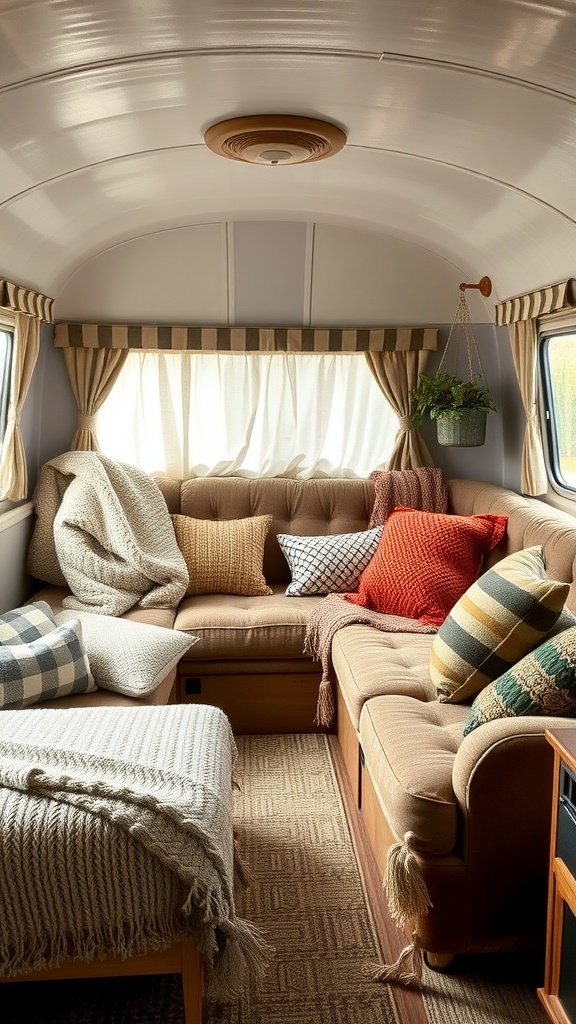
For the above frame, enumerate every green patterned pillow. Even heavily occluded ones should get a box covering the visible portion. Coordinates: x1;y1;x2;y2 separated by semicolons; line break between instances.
464;625;576;735
431;546;569;704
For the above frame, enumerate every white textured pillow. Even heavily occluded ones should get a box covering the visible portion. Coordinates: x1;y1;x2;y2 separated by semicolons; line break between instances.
56;610;199;697
277;527;382;596
0;620;96;709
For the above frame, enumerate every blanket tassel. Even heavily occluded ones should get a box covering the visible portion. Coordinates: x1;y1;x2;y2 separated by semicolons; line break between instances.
363;931;424;986
314;677;335;729
362;832;432;987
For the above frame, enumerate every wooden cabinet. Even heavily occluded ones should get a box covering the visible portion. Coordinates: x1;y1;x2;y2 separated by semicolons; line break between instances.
538;729;576;1024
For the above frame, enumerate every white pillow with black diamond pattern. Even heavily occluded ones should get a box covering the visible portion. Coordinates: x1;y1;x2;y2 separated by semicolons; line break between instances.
0;620;96;709
277;527;383;596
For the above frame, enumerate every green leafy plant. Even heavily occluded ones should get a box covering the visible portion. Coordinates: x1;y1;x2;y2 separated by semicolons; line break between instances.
410;372;496;428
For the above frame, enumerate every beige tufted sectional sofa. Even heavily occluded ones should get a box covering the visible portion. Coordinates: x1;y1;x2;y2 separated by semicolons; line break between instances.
31;473;576;964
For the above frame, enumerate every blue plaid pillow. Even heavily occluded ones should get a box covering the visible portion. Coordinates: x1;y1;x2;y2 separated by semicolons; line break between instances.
0;621;96;709
0;601;57;645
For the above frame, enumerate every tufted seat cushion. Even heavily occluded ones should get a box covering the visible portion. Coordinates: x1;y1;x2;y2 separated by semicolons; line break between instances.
359;694;468;855
174;585;323;660
333;625;437;729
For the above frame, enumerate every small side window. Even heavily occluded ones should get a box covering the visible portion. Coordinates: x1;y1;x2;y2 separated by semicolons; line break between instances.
540;331;576;494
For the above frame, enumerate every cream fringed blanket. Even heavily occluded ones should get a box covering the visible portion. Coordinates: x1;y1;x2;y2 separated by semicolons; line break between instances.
27;451;189;616
0;704;270;996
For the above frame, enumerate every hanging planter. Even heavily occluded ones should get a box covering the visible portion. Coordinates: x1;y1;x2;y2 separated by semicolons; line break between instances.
436;407;487;447
409;276;496;448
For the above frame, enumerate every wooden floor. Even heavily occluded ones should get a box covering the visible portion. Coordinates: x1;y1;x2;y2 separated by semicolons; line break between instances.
327;733;430;1024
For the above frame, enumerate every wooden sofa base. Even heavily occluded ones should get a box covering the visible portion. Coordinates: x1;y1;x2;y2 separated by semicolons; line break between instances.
337;688;362;806
178;667;326;734
0;940;204;1024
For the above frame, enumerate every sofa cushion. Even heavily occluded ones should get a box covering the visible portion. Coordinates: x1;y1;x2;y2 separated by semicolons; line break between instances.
164;475;375;585
0;601;57;643
345;507;508;626
277;527;382;596
464;625;576;735
174;585;324;660
359;694;468;854
332;625;437;729
55;609;198;697
31;586;178;630
172;513;273;596
0;621;96;709
431;546;570;704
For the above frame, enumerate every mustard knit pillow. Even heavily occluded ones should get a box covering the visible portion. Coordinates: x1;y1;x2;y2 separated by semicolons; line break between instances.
171;514;273;596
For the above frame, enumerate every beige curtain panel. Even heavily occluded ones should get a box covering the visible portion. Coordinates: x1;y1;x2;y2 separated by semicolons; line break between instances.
495;278;576;496
63;347;130;452
55;323;438;353
365;350;435;471
0;314;41;500
506;319;548;496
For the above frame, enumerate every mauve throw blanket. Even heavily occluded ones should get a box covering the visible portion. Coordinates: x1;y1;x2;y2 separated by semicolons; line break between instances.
305;468;447;727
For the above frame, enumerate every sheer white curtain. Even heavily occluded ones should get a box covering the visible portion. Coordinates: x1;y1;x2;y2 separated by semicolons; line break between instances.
97;351;398;478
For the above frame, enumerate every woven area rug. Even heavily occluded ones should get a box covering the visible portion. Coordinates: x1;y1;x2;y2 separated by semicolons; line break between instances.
207;732;399;1023
420;951;548;1024
1;733;549;1024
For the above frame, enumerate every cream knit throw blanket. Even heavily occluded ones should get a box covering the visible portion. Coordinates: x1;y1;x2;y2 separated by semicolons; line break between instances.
0;704;270;996
27;451;189;615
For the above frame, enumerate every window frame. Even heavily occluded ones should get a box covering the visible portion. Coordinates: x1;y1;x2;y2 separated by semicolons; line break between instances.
538;316;576;500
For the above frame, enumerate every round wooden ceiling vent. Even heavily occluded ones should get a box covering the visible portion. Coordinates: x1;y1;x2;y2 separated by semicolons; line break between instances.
203;115;347;165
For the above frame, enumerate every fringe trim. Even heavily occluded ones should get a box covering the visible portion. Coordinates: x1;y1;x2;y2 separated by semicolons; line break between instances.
208;916;274;999
314;677;335;728
384;834;432;927
363;932;424;986
363;832;432;988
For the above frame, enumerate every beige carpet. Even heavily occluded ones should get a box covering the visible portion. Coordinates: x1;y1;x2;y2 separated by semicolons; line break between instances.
420;951;548;1024
209;732;549;1024
206;732;400;1023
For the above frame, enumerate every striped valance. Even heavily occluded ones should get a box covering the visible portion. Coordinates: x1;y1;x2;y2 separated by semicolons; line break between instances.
0;280;54;323
495;278;576;326
54;323;438;352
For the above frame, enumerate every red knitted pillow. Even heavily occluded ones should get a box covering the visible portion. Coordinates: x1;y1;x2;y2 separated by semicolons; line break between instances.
345;506;508;626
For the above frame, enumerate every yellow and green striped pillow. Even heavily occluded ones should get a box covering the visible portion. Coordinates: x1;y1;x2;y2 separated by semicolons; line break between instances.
430;546;570;704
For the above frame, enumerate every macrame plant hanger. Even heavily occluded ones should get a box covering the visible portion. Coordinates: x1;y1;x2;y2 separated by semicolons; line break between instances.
438;276;491;384
434;275;493;447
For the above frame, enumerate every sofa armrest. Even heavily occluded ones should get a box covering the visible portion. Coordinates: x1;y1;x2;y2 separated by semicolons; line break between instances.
450;716;576;944
452;715;576;804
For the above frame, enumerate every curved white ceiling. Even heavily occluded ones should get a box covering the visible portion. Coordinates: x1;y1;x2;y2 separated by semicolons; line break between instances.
1;0;576;302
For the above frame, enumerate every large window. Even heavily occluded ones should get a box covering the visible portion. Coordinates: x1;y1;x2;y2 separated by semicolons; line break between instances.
540;330;576;494
0;327;13;455
97;351;397;478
